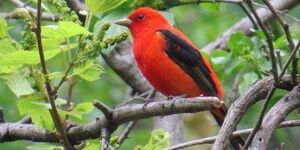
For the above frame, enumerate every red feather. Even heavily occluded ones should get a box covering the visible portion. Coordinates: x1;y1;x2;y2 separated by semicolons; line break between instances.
116;7;244;149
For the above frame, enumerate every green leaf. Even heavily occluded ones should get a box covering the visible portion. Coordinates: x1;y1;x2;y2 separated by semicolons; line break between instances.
73;102;94;114
274;35;289;50
210;50;228;64
228;32;253;56
47;72;65;80
135;130;170;150
17;96;55;131
0;17;8;39
0;65;22;74
26;143;62;150
73;60;102;81
59;110;82;119
0;49;60;67
238;73;258;93
202;3;220;12
42;38;65;51
2;71;34;97
0;39;18;55
83;139;101;150
86;0;127;14
42;21;88;39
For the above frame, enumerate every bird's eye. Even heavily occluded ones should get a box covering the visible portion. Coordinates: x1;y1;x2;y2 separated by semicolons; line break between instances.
137;14;144;20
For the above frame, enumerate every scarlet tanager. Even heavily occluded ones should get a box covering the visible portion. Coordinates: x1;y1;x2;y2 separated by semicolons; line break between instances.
115;7;244;149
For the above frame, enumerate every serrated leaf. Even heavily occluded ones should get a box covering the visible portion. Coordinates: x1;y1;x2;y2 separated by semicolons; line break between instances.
42;21;88;39
73;60;102;81
17;96;55;131
86;0;127;14
2;71;34;97
135;130;170;150
0;17;8;39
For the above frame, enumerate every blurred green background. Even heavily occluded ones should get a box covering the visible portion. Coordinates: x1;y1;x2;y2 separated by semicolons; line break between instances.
1;0;300;149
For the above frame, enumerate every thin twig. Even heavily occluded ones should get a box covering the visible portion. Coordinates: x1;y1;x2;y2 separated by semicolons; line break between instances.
279;41;300;77
18;116;32;124
245;0;278;82
276;50;283;71
0;108;4;123
33;1;74;149
93;100;113;119
263;0;297;83
52;63;73;95
238;2;259;30
251;85;300;149
243;85;276;149
116;121;138;145
101;128;111;150
241;1;283;148
252;2;300;24
229;74;241;105
243;41;300;149
168;119;300;150
116;90;156;146
66;79;77;110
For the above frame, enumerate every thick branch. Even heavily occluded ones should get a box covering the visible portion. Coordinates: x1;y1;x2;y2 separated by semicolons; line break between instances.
211;76;298;150
250;85;300;149
168;120;300;150
0;97;222;142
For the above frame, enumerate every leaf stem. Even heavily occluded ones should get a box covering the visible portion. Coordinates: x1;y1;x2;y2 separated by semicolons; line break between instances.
34;0;74;149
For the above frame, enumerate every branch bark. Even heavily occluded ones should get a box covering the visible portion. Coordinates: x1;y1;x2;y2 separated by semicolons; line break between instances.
0;97;222;143
211;76;298;150
167;120;300;150
250;85;300;150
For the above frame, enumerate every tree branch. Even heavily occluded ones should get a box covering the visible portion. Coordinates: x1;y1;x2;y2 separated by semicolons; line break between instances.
0;97;222;143
211;76;299;150
167;120;300;150
33;1;74;149
250;85;300;149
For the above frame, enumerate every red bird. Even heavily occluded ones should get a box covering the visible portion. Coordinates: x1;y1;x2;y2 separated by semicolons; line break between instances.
115;7;243;149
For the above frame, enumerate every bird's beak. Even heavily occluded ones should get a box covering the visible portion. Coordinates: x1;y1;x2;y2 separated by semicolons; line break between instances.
114;18;132;27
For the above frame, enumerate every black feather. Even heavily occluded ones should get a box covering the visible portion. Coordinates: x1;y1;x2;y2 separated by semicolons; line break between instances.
157;29;218;96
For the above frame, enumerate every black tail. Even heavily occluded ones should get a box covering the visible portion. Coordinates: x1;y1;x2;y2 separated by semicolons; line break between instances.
211;105;244;150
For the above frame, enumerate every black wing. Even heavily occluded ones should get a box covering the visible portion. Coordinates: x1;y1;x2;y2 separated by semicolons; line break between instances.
157;29;218;96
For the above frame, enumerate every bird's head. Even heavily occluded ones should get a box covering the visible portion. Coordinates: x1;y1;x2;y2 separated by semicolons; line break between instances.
115;7;169;38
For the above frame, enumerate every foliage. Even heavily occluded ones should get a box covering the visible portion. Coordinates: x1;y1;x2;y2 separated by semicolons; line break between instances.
0;0;300;149
135;130;170;150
